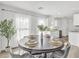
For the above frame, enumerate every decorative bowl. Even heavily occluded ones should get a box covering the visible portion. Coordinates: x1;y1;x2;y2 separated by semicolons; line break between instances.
49;40;62;46
25;39;38;48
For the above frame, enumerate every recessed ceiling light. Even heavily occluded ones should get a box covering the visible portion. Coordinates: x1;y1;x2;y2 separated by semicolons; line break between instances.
1;9;5;11
38;7;43;10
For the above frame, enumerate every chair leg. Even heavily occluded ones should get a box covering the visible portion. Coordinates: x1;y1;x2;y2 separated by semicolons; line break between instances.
52;52;54;58
50;51;55;58
43;53;47;58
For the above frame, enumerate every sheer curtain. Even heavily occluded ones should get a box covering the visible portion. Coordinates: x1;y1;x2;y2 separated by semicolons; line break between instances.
15;14;30;41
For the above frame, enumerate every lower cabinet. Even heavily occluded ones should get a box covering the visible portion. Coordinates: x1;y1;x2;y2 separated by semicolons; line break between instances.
69;31;79;47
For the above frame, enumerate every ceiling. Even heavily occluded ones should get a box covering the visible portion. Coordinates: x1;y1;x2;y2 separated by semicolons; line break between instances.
1;1;79;17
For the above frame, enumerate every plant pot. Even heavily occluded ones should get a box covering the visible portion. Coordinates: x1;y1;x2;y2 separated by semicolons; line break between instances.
5;46;10;52
41;32;43;47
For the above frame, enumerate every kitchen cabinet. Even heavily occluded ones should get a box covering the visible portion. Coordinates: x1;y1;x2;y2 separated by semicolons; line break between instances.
73;14;79;26
69;31;79;47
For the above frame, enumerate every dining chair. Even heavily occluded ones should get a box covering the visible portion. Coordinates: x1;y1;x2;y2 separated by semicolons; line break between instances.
26;35;44;58
10;47;34;58
52;43;71;58
30;50;47;58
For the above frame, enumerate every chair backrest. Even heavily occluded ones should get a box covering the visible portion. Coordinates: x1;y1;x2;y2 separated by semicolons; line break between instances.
62;43;71;58
10;47;32;58
10;53;21;58
10;47;21;58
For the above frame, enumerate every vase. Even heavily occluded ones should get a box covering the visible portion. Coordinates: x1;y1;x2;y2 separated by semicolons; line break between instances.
41;32;43;47
5;47;10;52
59;30;62;38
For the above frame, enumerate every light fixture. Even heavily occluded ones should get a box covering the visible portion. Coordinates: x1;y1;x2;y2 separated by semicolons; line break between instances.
38;7;43;10
1;9;5;11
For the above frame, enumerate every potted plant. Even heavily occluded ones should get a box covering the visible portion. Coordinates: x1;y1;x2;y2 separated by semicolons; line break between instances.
38;24;48;46
0;19;16;49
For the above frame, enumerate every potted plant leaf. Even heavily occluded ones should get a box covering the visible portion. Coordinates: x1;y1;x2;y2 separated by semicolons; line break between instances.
0;19;16;50
38;24;48;46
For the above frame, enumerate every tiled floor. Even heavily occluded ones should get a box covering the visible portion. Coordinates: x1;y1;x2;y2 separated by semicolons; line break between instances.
68;45;79;58
0;51;10;58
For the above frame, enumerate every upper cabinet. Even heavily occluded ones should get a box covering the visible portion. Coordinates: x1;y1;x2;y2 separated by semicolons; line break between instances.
73;14;79;26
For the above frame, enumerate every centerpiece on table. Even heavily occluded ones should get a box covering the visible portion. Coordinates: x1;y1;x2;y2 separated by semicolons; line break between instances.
37;25;48;46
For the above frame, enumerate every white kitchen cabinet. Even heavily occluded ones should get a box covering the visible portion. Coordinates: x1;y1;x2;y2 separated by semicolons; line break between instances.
69;31;79;47
73;14;79;26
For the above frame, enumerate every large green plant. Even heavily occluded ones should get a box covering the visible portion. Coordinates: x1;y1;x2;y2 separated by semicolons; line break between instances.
38;25;58;32
38;25;48;32
0;19;16;48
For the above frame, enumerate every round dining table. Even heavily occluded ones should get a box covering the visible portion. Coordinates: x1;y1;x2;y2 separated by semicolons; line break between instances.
18;36;64;58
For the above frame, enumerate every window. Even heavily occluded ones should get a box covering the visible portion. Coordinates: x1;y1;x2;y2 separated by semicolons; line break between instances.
54;20;58;27
15;14;30;41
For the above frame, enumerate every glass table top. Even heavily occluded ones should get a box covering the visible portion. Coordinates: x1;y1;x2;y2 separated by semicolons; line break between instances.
18;36;63;51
